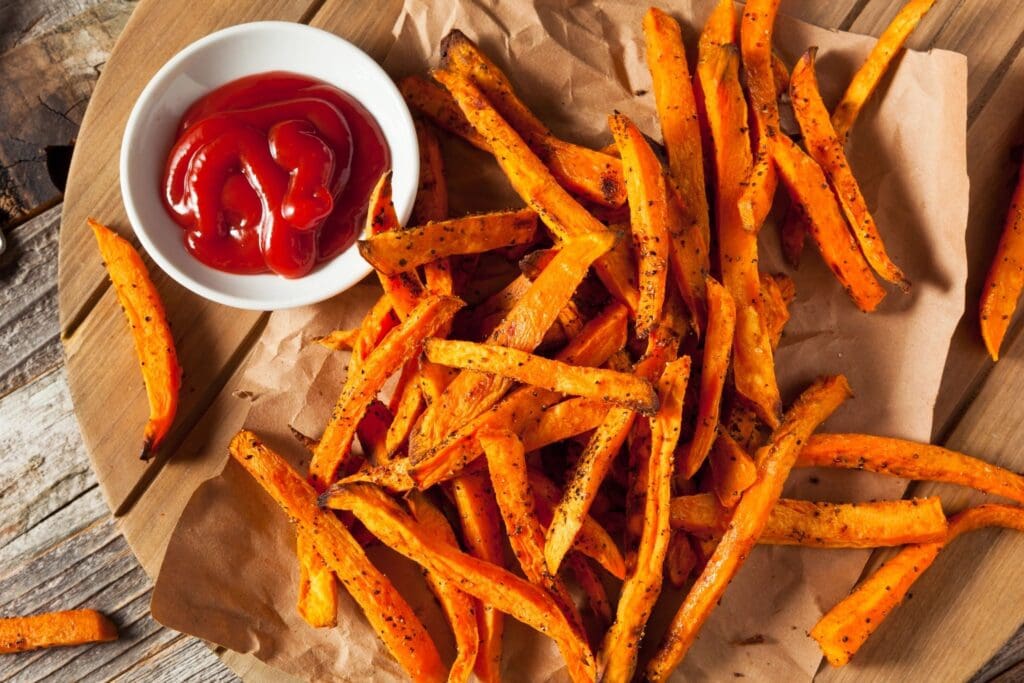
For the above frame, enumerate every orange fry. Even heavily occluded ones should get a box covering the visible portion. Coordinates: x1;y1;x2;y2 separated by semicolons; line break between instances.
647;375;851;681
760;272;793;350
665;531;698;588
708;432;757;508
400;74;489;150
412;119;454;294
812;503;1024;667
321;482;598;683
980;159;1024;360
365;173;426;319
349;294;399;373
0;610;117;654
314;328;359;352
89;219;181;460
229;432;445;682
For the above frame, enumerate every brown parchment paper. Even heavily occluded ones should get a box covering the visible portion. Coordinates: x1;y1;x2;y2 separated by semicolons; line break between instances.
151;1;969;681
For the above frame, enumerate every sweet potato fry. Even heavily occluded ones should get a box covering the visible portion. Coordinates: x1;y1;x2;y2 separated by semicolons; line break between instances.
737;0;781;234
433;68;639;311
413;118;454;295
772;51;790;98
760;272;794;350
644;7;711;251
401;74;489;150
356;399;393;465
599;357;691;682
566;553;613;628
359;208;538;276
321;482;598;683
88;219;180;460
229;432;445;682
0;610;117;654
980;160;1024;360
314;328;359;351
708;432;757;508
680;277;736;478
671;492;947;547
773;134;886;312
349;294;399;372
365;173;426;319
699;0;738;48
524;397;609;452
647;375;851;681
610;112;671;338
405;491;479;683
440;29;626;208
295;532;339;628
831;0;937;141
386;376;422;459
698;43;781;426
812;503;1024;667
791;49;909;290
665;531;698;589
410;231;616;455
797;433;1024;504
780;207;809;268
480;430;584;631
423;339;658;415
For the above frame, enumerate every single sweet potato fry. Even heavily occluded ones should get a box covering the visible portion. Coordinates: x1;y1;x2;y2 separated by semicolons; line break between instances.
665;531;698;589
773;135;886;312
229;432;445;682
386;373;423;458
349;294;399;373
759;272;794;350
647;375;851;681
791;49;909;290
359;208;538;276
423;339;658;415
88;219;181;460
365;173;426;319
321;482;598;683
412;119;454;295
797;433;1024;504
812;503;1023;667
314;328;359;351
708;431;758;508
980;160;1024;360
0;610;117;654
599;357;691;682
401;74;489;150
523;397;610;452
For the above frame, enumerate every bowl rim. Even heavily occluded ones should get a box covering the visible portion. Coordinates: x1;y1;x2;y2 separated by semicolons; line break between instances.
119;20;418;311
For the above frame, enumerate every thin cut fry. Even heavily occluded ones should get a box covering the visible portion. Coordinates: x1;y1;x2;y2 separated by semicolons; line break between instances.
680;277;736;478
610;112;671;338
229;431;445;682
708;432;757;508
671;492;947;547
790;49;909;290
523;397;610;452
412;119;454;295
812;503;1024;667
433;68;639;311
89;219;181;460
423;339;658;415
365;173;426;319
405;491;479;683
647;375;851;681
599;357;691;682
359;208;538;276
314;328;359;351
773;134;886;312
980;160;1024;360
797;433;1024;504
0;610;117;654
440;29;626;208
386;375;422;458
350;294;399;373
321;482;598;683
831;0;938;140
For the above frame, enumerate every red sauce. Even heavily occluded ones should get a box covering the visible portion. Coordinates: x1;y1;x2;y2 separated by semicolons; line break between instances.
163;71;390;278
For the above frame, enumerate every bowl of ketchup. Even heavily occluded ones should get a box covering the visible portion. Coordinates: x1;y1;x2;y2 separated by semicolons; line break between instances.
120;21;418;310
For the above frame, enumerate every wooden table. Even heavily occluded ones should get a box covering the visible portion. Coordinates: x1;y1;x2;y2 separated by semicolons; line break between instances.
2;0;1024;680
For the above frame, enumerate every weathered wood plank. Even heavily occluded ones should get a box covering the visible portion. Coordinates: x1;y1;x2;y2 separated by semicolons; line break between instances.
0;206;61;398
0;0;118;52
110;635;238;682
0;0;135;226
974;627;1024;682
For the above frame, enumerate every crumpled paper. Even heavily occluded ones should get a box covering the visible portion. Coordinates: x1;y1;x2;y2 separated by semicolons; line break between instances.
150;1;968;680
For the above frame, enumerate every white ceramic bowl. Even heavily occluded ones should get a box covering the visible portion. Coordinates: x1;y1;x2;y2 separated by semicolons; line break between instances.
120;21;418;310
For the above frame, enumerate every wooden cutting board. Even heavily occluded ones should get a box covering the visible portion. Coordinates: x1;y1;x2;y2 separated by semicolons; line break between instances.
55;0;1024;680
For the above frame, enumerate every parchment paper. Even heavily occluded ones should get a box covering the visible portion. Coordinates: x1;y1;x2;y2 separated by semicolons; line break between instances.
150;1;969;680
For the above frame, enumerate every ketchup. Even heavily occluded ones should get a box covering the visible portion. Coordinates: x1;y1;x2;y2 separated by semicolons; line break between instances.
163;72;390;278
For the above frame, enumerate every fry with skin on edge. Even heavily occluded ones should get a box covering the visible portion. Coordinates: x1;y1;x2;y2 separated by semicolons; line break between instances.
773;134;886;312
88;219;180;460
610;112;670;338
980;160;1024;360
599;357;691;682
405;491;479;683
790;48;909;290
797;433;1024;504
432;68;639;312
365;173;426;319
831;0;938;141
680;277;736;478
440;29;626;208
480;429;585;632
812;503;1024;667
737;0;781;235
423;339;659;415
320;482;598;683
647;375;852;681
229;432;445;682
409;231;616;456
708;431;758;508
358;208;538;276
671;492;947;547
0;610;117;654
698;40;781;426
